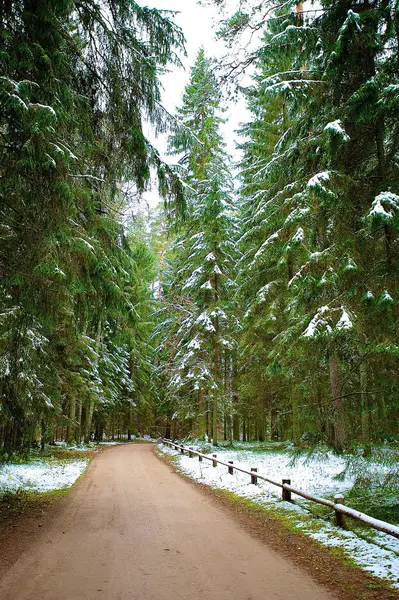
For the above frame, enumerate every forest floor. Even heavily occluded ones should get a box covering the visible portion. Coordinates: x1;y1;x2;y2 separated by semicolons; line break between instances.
0;443;397;600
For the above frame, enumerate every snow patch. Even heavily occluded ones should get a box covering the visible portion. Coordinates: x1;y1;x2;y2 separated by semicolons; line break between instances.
307;171;330;189
292;227;305;243
0;460;88;493
324;120;350;142
336;308;352;330
368;191;399;220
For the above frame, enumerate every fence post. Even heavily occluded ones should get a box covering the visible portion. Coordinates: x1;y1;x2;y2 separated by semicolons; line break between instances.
334;494;346;529
189;447;193;458
180;445;184;454
251;468;258;485
198;452;203;462
282;479;291;501
228;461;234;475
212;454;217;467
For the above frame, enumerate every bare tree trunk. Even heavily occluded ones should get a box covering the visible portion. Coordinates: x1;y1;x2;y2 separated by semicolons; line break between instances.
360;359;370;448
84;318;102;443
212;396;218;446
84;400;95;444
212;274;220;446
329;353;347;451
224;349;232;443
66;395;76;445
292;388;301;445
197;388;207;438
231;350;240;441
271;408;278;441
233;415;240;441
75;397;82;444
257;403;266;442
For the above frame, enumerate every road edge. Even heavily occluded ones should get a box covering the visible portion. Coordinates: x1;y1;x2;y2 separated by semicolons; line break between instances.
154;444;399;600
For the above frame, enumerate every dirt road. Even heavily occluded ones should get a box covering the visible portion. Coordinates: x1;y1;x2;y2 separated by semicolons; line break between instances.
0;444;335;600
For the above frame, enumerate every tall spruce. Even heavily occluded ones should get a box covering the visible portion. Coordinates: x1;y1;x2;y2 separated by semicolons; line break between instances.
235;0;398;448
157;49;239;444
0;0;184;451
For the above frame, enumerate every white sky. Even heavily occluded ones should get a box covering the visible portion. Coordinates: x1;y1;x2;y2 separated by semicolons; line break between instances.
140;0;251;209
145;0;223;116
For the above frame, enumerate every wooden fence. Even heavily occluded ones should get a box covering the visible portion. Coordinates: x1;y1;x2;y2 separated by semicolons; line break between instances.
162;439;399;540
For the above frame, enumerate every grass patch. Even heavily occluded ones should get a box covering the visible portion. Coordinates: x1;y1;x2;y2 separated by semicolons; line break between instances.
0;445;97;466
30;446;96;462
0;488;67;528
345;485;399;525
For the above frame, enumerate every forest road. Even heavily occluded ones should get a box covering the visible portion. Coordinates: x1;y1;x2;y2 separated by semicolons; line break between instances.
0;444;336;600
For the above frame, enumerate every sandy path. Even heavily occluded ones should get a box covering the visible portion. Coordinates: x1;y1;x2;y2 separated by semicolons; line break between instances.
0;444;335;600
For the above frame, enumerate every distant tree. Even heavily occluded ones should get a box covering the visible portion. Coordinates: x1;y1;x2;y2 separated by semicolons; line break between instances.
157;49;240;444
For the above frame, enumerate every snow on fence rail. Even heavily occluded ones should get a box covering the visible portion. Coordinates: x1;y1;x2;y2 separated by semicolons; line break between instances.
162;439;399;540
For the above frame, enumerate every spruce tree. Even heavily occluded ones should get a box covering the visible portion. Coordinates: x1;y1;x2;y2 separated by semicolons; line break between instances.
233;0;398;448
0;0;185;451
158;49;239;444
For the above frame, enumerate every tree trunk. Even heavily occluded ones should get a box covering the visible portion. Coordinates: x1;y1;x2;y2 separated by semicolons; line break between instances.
233;415;240;441
212;396;218;446
232;350;240;441
360;359;370;448
212;273;220;447
66;395;76;445
75;397;82;444
84;399;95;444
292;388;301;445
197;388;207;438
224;349;231;442
329;353;347;451
165;419;171;440
84;318;102;443
257;404;266;442
271;408;278;441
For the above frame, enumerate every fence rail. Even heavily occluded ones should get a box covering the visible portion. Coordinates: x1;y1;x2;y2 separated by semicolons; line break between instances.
161;439;399;540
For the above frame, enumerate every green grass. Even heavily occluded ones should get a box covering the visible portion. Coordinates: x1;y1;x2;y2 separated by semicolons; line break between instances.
0;486;72;528
30;446;96;462
0;444;97;465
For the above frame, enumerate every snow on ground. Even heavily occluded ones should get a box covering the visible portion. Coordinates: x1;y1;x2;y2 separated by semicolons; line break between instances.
0;460;89;494
158;443;399;589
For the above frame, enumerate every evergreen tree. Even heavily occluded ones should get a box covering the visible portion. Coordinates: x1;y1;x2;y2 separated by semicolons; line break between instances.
236;0;398;448
158;49;239;444
0;0;184;451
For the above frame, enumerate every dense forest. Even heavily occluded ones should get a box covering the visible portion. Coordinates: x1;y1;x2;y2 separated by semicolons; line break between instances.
0;0;398;454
